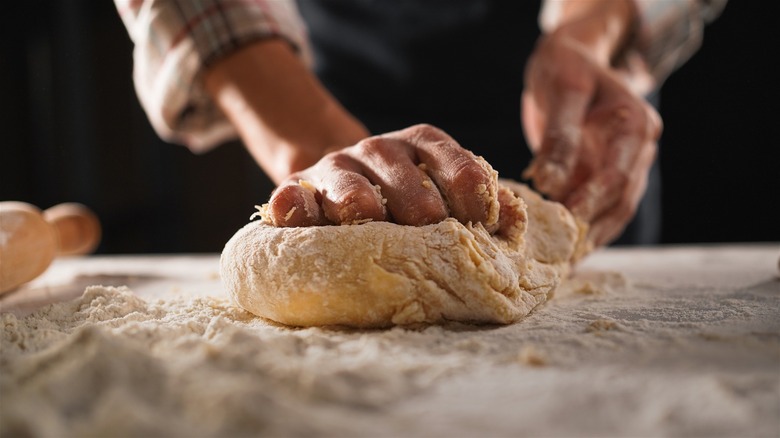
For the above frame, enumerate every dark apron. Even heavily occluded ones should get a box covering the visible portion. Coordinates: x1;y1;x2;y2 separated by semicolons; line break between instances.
297;0;660;245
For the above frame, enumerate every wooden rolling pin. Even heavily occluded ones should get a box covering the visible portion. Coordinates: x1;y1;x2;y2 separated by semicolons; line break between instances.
0;202;101;295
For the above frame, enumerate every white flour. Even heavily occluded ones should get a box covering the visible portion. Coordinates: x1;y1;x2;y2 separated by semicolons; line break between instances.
1;286;479;436
2;245;779;437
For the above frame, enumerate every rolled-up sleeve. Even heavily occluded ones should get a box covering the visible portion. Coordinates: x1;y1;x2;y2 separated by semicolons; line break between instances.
115;0;311;152
540;0;727;87
632;0;726;84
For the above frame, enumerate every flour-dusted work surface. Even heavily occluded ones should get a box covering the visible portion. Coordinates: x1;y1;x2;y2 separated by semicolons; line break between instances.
0;255;224;316
1;244;779;437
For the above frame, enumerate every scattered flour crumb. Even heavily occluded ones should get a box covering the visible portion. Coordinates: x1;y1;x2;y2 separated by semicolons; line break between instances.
586;319;620;333
517;345;547;367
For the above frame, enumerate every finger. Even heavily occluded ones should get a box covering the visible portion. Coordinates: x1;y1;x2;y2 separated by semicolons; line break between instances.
565;170;625;224
584;132;657;246
266;180;327;227
521;92;545;153
493;186;527;243
349;137;448;226
587;209;628;248
311;152;388;225
565;97;653;222
524;92;590;200
387;124;500;227
565;131;641;223
586;170;648;246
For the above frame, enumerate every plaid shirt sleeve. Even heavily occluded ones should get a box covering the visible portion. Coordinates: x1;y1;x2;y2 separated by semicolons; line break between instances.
540;0;727;88
115;0;311;152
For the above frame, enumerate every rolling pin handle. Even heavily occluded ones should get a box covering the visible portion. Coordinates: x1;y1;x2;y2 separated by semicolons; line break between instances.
0;202;101;295
43;203;102;256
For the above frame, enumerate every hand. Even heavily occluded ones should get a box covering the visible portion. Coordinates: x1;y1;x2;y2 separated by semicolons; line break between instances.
521;1;662;247
264;124;500;229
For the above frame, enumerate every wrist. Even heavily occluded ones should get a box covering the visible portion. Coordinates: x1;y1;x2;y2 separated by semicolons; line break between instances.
545;0;637;66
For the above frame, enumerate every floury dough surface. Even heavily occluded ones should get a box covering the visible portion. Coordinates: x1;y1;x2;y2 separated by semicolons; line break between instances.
220;180;588;327
2;245;779;437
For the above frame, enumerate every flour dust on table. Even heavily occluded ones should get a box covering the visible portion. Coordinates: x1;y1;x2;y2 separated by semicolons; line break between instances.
3;246;779;438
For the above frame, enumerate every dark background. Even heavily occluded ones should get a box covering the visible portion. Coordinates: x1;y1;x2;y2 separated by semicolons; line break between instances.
1;1;778;254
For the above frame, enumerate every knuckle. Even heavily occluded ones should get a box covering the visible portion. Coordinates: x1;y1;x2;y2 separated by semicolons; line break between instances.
450;158;488;186
428;139;460;154
411;123;436;132
273;183;297;197
554;76;585;94
355;137;391;157
326;185;384;224
614;100;662;143
330;173;367;199
408;123;451;143
270;183;303;204
612;103;646;134
340;186;377;207
323;173;377;209
444;158;494;220
267;185;308;226
320;151;353;170
550;68;591;94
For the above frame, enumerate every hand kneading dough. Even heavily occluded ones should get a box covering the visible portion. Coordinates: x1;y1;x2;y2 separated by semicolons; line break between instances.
220;179;589;328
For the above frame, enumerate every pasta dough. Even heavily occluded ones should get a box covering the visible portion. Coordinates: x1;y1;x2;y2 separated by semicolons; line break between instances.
220;179;589;328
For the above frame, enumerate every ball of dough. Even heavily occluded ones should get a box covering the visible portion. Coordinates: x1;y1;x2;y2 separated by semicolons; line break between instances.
220;180;585;328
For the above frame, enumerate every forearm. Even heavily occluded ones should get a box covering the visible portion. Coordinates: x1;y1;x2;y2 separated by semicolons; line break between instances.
204;39;368;184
